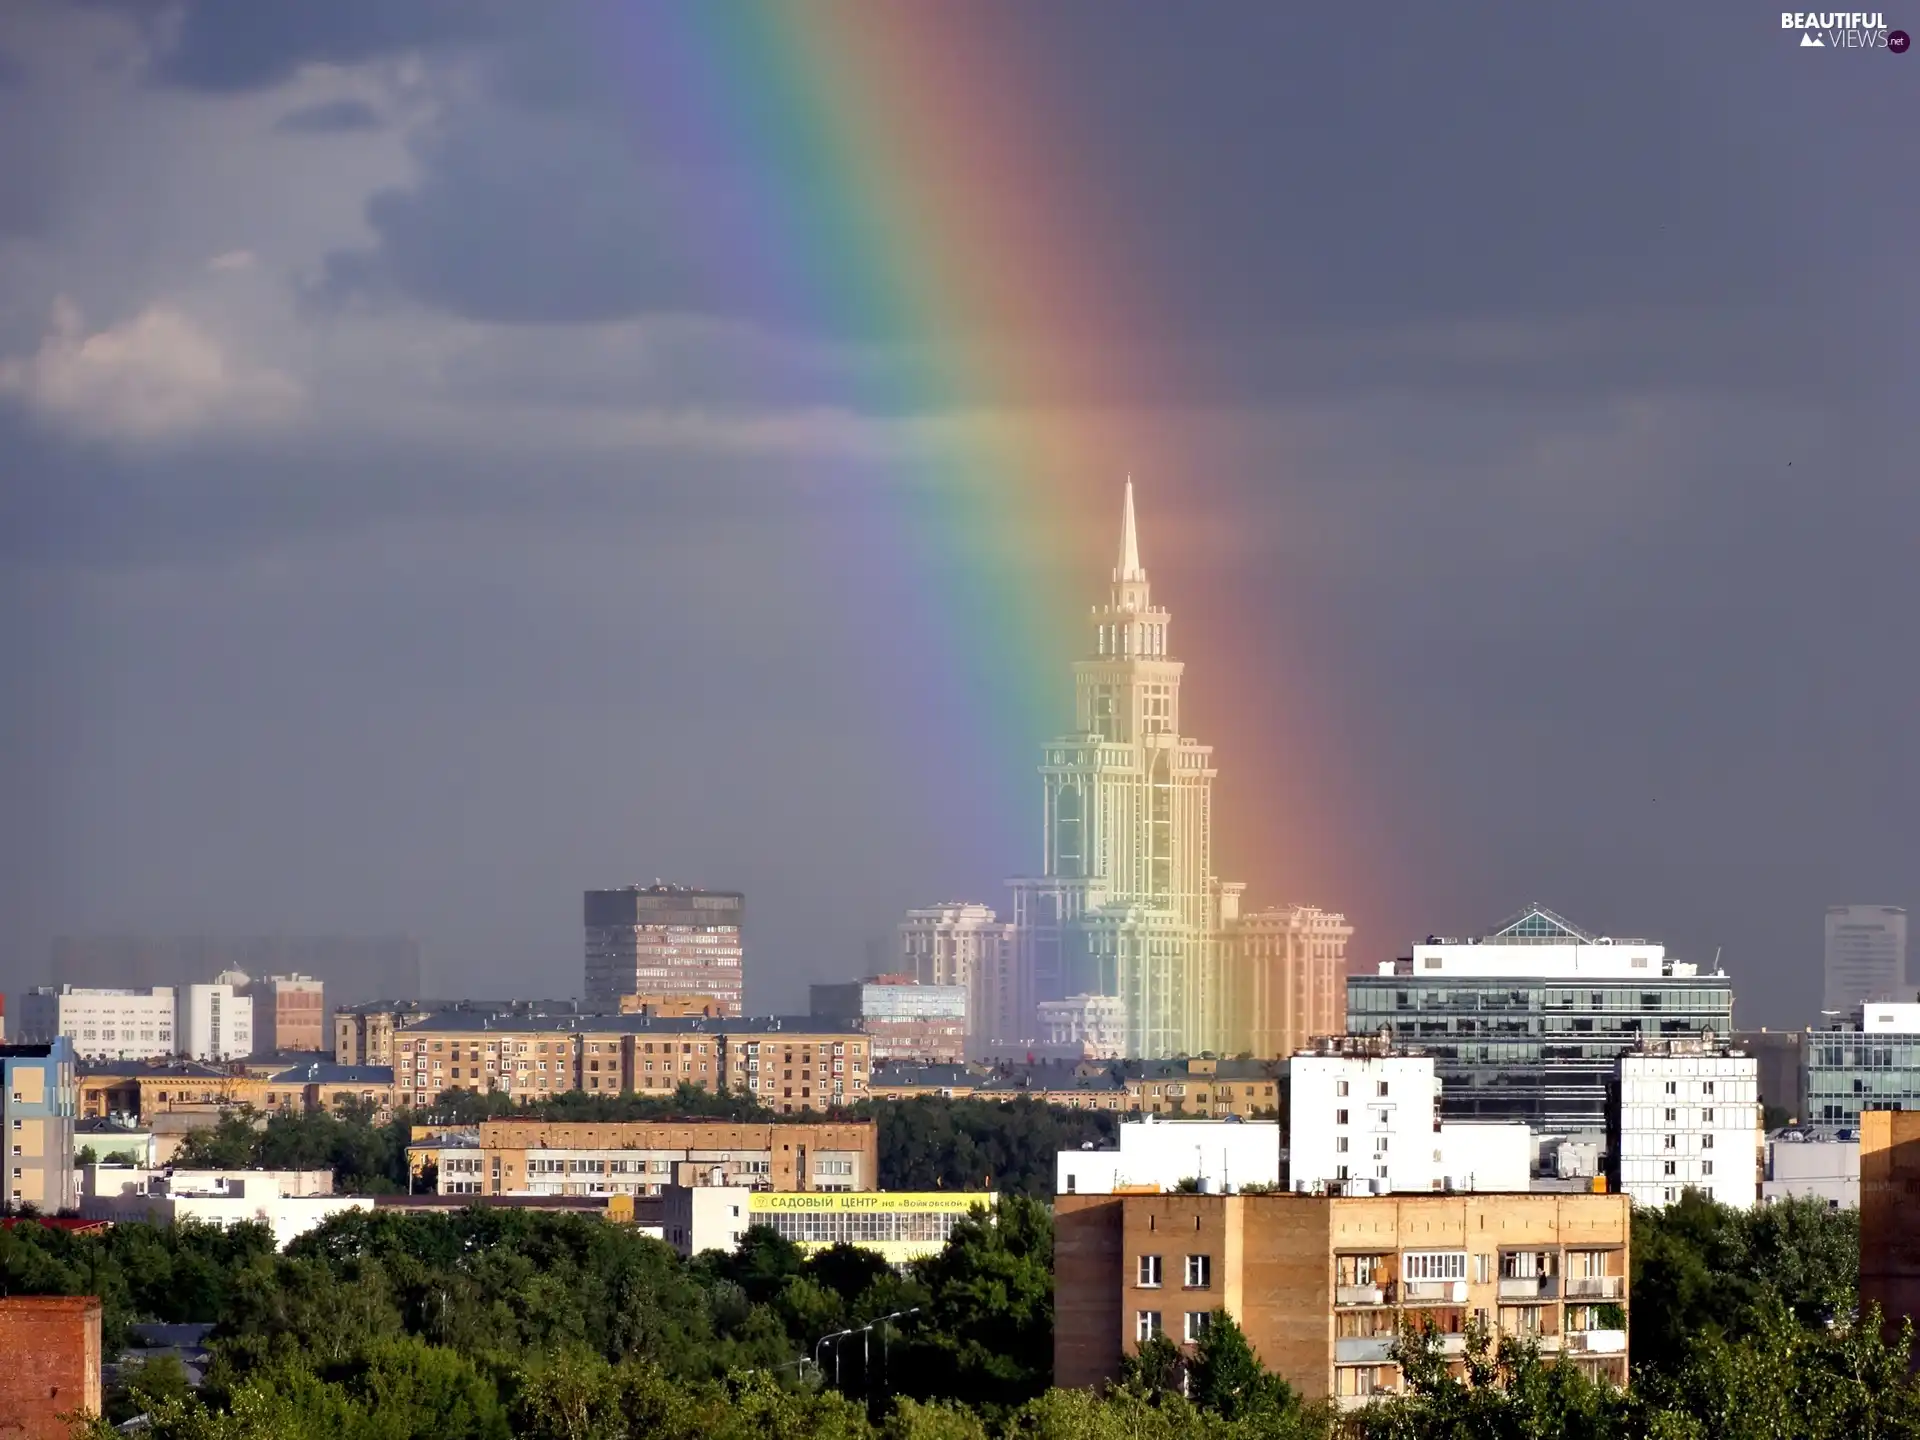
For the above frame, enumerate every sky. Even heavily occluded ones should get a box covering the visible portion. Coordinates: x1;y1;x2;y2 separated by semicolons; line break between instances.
0;1;1913;1029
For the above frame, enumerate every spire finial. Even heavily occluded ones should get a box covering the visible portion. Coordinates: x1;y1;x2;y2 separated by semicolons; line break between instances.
1118;476;1143;581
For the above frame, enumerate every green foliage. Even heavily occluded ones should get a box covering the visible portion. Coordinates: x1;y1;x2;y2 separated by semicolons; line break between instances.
171;1102;409;1193
1185;1313;1298;1421
848;1097;1118;1197
1631;1191;1859;1373
893;1196;1054;1414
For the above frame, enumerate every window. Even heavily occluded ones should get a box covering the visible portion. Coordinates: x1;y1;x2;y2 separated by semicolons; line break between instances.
1336;1080;1350;1097
1377;1081;1390;1097
1701;1133;1714;1149
1375;1136;1389;1154
1663;1160;1677;1176
1664;1108;1677;1122
1184;1311;1212;1343
1336;1109;1350;1125
1138;1254;1163;1288
1403;1252;1467;1281
1664;1135;1676;1150
1185;1254;1211;1288
1703;1081;1715;1095
1336;1137;1349;1153
1702;1160;1715;1175
1665;1081;1677;1095
1136;1311;1163;1342
1703;1108;1715;1123
1473;1254;1492;1284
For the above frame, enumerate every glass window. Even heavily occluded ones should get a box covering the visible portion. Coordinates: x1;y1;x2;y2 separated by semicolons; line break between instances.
1136;1311;1162;1342
1185;1254;1210;1288
1138;1254;1162;1288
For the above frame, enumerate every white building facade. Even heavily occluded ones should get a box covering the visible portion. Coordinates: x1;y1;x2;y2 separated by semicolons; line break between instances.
1762;1132;1859;1210
15;986;178;1061
182;983;253;1061
1036;994;1130;1059
1056;1115;1281;1196
1434;1122;1534;1193
899;903;1016;1052
1614;1041;1760;1209
1823;904;1908;1013
1284;1045;1442;1195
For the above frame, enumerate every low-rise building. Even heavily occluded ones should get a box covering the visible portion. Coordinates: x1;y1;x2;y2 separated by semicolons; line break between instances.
2;1039;78;1214
1611;1039;1760;1209
75;1116;157;1169
664;1188;996;1263
1762;1130;1859;1210
80;1168;371;1250
409;1118;880;1198
869;1056;1282;1117
810;976;968;1065
1055;1190;1631;1408
1058;1116;1281;1196
77;1058;396;1123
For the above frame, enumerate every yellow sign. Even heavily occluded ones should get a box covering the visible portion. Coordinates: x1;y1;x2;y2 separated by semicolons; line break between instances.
750;1192;994;1214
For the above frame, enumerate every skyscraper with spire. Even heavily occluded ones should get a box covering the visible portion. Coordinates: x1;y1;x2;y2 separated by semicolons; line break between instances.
1007;481;1244;1057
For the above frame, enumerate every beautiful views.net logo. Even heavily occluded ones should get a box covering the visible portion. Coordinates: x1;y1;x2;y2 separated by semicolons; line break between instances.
1781;11;1911;49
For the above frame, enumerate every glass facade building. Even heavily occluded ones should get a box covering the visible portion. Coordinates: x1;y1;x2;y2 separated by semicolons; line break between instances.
1804;1003;1920;1128
1347;907;1734;1134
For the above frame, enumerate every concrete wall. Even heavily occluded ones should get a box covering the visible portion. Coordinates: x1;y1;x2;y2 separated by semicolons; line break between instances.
0;1295;102;1439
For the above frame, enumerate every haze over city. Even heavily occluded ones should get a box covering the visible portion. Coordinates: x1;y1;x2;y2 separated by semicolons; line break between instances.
1;1;1914;1030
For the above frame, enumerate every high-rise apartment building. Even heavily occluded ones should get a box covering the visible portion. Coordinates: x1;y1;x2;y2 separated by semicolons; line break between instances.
584;886;744;1014
1347;906;1734;1138
1221;906;1354;1060
14;987;177;1061
182;983;252;1062
1008;482;1241;1058
2;1038;78;1214
1824;905;1908;1013
898;903;1015;1051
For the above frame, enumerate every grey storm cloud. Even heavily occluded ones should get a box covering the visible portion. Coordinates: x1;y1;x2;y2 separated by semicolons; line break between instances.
273;98;383;134
0;0;1915;1024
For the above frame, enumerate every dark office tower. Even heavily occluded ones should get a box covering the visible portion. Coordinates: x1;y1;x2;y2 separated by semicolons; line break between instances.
50;936;421;1009
583;885;744;1015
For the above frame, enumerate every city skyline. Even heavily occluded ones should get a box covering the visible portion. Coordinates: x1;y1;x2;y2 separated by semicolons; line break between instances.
1;3;1913;1032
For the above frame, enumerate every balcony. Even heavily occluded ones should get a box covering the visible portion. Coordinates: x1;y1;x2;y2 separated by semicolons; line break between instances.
1336;1283;1389;1306
1401;1280;1468;1303
1334;1336;1395;1364
1336;1389;1400;1413
1568;1329;1627;1354
1565;1276;1623;1299
1498;1276;1559;1301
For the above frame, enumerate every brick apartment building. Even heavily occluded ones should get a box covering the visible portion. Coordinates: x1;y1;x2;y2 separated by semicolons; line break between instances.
0;1295;102;1438
1056;1190;1631;1409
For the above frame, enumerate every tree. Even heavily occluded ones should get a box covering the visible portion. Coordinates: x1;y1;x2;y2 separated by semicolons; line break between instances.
1185;1312;1298;1421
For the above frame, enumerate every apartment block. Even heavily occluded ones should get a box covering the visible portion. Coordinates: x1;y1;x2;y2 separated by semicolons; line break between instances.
809;976;967;1064
3;1039;79;1214
1055;1190;1631;1409
390;1013;868;1115
0;1295;102;1438
870;1056;1280;1117
1860;1109;1920;1342
259;974;326;1053
1611;1040;1761;1209
411;1118;878;1197
585;885;744;1015
1220;905;1353;1060
14;986;177;1061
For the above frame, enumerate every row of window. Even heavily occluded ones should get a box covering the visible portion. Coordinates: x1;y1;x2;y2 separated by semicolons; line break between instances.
1135;1311;1213;1344
1136;1254;1211;1289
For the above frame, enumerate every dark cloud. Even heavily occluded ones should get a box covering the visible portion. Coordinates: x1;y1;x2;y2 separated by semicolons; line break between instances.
0;47;27;87
273;97;382;134
134;0;491;92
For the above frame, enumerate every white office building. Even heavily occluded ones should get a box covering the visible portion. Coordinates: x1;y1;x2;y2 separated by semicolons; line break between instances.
1762;1131;1859;1211
1036;994;1129;1060
1056;1115;1281;1196
14;986;178;1061
1824;905;1908;1012
1283;1041;1443;1195
1613;1040;1760;1209
182;983;253;1062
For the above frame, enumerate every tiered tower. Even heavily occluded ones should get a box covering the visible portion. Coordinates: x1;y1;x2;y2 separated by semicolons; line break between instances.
1008;482;1238;1057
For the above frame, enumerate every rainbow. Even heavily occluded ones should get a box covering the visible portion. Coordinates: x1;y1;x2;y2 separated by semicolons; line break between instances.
615;8;1345;904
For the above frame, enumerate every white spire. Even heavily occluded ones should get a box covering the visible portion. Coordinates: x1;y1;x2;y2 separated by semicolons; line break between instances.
1118;476;1144;581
